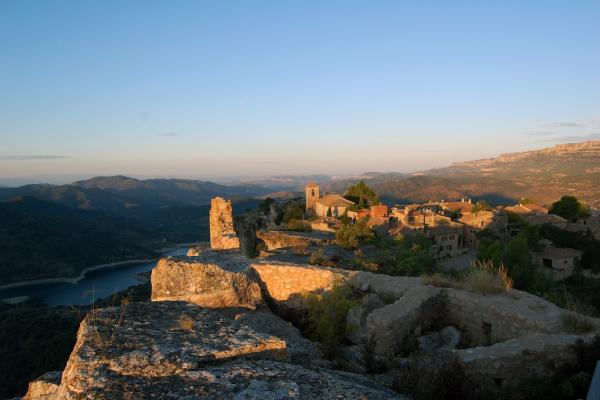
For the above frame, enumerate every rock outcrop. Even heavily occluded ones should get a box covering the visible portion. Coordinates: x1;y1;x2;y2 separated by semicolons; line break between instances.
24;371;61;400
27;301;401;399
151;255;263;309
210;197;240;250
23;210;600;398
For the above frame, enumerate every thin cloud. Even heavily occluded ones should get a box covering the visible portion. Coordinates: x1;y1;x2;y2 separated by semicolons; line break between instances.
542;122;585;128
0;154;68;161
160;132;183;137
525;131;556;136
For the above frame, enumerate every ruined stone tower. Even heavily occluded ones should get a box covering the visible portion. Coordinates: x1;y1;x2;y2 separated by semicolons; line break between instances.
209;197;240;250
305;182;319;214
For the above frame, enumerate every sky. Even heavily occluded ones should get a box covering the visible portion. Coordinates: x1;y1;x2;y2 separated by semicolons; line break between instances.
1;0;599;184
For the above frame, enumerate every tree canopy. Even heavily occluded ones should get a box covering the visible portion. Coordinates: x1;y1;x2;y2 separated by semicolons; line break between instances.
549;196;590;221
344;181;380;208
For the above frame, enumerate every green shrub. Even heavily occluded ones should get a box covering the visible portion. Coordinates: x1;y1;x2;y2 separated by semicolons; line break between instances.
335;219;374;249
372;234;439;276
304;282;358;358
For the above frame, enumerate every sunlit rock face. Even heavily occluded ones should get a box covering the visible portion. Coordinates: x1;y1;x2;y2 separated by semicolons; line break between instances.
26;301;401;400
23;371;61;400
209;197;240;250
151;255;263;309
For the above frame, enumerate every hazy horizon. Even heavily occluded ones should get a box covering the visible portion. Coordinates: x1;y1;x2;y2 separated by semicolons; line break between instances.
1;1;599;181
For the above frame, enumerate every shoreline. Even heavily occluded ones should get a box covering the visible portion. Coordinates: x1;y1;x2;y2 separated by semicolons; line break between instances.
0;242;202;291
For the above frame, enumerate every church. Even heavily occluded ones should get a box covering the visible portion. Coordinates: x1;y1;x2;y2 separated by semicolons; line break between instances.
305;182;354;218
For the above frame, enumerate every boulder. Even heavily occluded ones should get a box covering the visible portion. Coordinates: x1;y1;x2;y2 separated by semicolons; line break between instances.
151;254;263;309
210;197;240;250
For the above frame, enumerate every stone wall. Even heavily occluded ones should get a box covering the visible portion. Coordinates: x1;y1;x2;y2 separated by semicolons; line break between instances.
209;197;240;250
256;230;321;251
250;262;352;316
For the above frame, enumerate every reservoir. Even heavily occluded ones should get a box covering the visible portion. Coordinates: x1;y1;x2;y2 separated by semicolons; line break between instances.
0;247;189;306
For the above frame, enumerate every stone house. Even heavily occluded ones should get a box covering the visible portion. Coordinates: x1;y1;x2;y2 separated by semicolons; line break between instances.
506;203;549;216
429;225;463;259
459;210;508;248
315;194;355;218
533;246;583;280
304;182;355;218
370;204;389;218
347;209;370;220
438;198;474;216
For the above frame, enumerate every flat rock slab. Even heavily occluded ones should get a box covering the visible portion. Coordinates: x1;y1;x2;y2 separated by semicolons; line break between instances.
31;301;402;400
54;360;404;399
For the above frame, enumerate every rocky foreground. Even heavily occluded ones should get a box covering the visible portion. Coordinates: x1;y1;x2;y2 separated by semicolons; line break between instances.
22;199;600;399
25;247;600;399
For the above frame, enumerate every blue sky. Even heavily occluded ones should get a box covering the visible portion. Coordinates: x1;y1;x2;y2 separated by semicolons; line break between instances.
1;0;599;183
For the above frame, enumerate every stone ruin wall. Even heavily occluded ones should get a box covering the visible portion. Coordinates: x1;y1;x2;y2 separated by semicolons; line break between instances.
209;197;240;250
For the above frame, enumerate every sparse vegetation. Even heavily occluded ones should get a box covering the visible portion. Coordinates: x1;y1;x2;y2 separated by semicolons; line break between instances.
422;273;462;289
304;282;358;358
463;260;512;295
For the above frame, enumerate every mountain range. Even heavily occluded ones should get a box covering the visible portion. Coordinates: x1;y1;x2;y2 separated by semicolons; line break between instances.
318;141;600;207
1;140;599;285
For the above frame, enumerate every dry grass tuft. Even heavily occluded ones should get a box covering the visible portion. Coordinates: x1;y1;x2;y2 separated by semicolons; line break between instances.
178;314;195;331
463;260;513;295
422;273;462;289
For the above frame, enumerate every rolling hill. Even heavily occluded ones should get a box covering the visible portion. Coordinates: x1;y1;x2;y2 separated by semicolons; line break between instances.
0;176;270;215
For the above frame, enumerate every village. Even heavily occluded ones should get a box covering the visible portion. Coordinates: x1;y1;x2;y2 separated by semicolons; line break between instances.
261;181;600;282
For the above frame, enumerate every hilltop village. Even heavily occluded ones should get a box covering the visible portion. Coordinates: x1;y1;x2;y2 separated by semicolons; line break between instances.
261;181;600;281
22;183;600;400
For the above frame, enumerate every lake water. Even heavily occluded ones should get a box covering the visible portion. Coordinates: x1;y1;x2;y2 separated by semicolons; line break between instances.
0;247;189;306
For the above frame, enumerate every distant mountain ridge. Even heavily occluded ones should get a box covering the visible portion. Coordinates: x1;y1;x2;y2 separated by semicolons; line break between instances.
0;176;270;215
314;141;600;207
